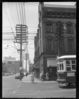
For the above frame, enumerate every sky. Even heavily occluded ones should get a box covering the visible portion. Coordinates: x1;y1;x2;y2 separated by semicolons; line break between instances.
2;2;76;63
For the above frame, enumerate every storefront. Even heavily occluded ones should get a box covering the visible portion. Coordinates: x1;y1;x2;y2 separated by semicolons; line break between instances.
47;58;57;80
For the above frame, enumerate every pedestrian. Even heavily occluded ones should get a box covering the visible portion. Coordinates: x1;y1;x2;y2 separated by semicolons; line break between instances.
46;72;49;81
31;72;34;83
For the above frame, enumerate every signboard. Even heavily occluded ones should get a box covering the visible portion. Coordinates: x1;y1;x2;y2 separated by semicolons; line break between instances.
15;24;28;43
47;58;57;67
67;73;75;76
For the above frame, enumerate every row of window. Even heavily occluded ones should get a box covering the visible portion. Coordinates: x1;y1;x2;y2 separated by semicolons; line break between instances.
66;60;76;71
46;37;75;53
58;60;76;71
45;22;75;34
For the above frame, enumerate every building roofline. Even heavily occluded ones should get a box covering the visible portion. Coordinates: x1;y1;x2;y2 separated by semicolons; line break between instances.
43;4;76;8
57;55;76;60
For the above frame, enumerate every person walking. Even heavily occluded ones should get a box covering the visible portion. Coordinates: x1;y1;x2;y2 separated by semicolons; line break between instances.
31;72;34;83
46;72;49;81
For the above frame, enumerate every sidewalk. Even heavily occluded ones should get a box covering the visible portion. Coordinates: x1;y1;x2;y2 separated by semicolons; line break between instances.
22;75;42;83
22;75;57;83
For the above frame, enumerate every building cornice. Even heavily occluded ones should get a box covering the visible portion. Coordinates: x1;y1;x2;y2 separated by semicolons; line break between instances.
43;11;76;19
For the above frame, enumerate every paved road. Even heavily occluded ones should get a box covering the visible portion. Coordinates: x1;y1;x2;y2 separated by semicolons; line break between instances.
2;74;76;98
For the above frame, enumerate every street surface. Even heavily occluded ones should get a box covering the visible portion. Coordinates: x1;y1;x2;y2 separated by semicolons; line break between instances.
2;74;76;98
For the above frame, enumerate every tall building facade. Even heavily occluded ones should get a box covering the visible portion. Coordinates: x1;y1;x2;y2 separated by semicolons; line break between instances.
34;3;76;80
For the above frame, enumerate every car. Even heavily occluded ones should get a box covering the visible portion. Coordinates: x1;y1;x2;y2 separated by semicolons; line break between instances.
15;73;24;80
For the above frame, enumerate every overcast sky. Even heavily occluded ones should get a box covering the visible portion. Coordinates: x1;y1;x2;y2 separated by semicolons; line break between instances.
2;2;76;63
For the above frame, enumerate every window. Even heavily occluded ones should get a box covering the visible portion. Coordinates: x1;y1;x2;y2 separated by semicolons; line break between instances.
61;64;64;70
71;60;76;71
72;60;76;64
60;64;62;70
66;60;76;71
46;39;52;51
72;65;76;70
66;22;73;34
56;21;63;34
67;38;73;52
46;23;52;33
58;63;64;70
66;60;71;71
66;67;71;71
66;60;70;65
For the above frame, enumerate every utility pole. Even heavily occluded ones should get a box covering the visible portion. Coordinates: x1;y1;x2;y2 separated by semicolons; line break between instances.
15;24;27;76
20;25;22;71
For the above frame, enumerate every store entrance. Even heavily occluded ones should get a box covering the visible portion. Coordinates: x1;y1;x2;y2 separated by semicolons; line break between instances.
47;67;57;81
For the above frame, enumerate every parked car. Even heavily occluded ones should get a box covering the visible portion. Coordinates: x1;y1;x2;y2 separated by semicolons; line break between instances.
15;73;24;80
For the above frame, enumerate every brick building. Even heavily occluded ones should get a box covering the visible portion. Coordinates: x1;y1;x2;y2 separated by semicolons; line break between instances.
34;3;76;80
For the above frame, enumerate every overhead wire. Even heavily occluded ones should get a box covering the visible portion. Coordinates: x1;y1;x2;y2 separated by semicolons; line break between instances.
3;6;19;52
5;3;15;34
4;8;15;37
4;3;27;53
22;3;24;25
3;3;36;61
3;4;17;51
16;3;20;24
23;3;26;24
19;3;23;24
20;2;29;55
17;2;21;24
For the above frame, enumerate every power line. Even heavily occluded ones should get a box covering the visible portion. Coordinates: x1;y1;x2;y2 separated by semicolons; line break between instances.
4;7;16;39
6;3;15;30
16;3;20;24
24;3;26;25
22;3;25;25
19;3;22;24
3;32;37;34
17;3;21;24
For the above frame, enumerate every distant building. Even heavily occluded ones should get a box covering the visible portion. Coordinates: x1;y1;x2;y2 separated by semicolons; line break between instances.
23;53;30;73
3;56;16;63
34;2;76;80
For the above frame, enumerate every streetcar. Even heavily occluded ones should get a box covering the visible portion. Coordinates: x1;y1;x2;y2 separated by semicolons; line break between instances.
57;55;76;87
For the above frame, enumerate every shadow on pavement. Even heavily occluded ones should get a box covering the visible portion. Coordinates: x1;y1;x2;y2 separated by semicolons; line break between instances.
60;85;76;89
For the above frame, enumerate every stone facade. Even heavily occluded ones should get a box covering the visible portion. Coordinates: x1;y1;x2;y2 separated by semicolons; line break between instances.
34;3;76;80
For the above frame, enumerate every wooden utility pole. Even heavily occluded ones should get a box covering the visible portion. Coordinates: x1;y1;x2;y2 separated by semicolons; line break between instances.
15;24;27;76
20;25;22;69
